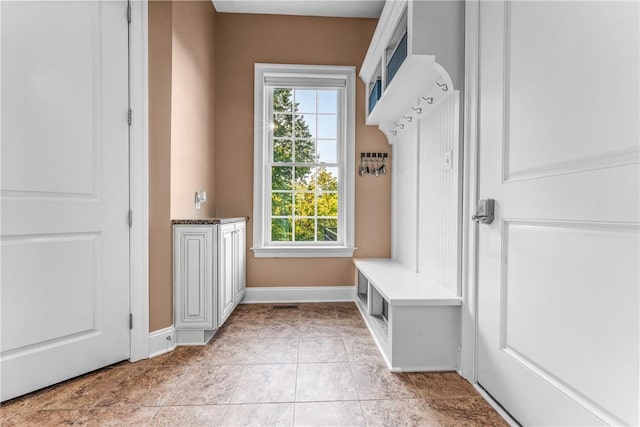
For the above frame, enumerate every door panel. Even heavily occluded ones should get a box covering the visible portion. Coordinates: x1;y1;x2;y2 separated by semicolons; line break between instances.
504;2;638;181
2;234;99;351
502;221;638;422
1;1;130;401
476;1;639;425
2;2;97;195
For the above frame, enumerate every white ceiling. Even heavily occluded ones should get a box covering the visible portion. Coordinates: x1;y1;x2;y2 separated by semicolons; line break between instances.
211;0;385;19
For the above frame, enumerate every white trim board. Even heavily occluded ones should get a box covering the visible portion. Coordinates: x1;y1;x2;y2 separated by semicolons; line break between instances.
460;0;479;383
242;286;356;304
148;325;177;359
129;0;150;362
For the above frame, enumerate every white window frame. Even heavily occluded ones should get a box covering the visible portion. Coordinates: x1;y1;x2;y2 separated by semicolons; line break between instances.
252;63;355;258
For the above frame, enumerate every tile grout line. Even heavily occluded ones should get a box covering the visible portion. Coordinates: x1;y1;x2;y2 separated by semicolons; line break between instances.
344;335;368;426
290;335;301;426
154;351;202;409
142;406;161;427
292;344;300;427
225;364;247;409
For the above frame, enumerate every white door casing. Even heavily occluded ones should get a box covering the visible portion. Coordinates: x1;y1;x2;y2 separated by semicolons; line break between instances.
128;0;150;364
476;1;639;425
1;0;131;401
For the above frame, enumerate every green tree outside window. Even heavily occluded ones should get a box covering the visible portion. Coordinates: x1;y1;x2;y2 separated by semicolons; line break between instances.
271;88;338;242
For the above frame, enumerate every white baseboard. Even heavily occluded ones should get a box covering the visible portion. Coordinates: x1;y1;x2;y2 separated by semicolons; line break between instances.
242;286;356;304
148;325;177;358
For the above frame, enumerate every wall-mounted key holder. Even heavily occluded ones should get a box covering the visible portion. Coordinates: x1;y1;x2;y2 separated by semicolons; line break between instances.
359;152;388;177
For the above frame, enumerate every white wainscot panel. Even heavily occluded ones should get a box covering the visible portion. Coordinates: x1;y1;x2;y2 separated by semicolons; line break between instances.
1;234;99;352
501;221;639;424
391;121;418;270
418;92;459;295
1;1;98;195
504;1;639;181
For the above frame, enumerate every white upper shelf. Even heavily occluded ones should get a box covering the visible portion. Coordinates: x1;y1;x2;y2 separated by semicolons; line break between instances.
359;0;464;144
365;53;437;127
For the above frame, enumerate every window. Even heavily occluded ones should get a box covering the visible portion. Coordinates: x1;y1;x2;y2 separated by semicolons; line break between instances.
253;64;355;258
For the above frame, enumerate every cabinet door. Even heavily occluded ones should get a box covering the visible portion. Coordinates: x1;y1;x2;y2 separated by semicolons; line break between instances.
234;222;246;303
174;226;215;330
218;224;236;325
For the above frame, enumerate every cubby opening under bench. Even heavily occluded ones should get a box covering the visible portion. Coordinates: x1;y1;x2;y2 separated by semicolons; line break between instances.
354;259;462;372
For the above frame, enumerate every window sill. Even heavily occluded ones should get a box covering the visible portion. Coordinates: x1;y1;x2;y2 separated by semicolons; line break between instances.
251;246;356;258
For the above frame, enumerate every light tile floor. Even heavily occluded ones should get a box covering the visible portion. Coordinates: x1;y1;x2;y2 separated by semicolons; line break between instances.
0;303;508;426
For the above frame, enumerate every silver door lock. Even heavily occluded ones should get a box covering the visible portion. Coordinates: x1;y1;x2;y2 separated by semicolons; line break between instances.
472;199;495;224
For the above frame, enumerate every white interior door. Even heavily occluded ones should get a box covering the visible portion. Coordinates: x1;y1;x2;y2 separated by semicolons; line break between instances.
1;0;130;401
476;1;639;425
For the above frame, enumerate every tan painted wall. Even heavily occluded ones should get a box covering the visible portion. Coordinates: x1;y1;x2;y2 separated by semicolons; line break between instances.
148;0;173;332
148;7;390;331
170;1;217;220
214;14;391;287
148;0;217;331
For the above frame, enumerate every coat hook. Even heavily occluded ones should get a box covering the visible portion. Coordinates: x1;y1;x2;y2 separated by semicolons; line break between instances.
391;130;397;136
422;97;434;104
403;115;413;122
394;122;404;129
411;106;423;114
437;82;448;91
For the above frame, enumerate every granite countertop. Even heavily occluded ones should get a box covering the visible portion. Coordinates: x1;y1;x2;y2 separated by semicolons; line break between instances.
172;217;248;225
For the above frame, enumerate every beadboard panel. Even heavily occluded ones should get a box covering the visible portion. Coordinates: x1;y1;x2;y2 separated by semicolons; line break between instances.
391;121;419;271
418;92;460;295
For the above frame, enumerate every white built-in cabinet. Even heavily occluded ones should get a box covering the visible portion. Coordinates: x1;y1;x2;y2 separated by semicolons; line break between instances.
218;222;246;326
356;0;464;372
173;219;247;345
361;0;463;143
354;259;461;372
